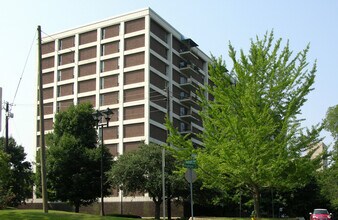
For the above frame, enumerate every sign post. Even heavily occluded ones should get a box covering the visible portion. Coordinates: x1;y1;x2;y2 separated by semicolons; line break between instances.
184;160;197;220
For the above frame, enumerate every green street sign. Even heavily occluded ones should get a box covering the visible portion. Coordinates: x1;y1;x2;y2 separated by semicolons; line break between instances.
184;159;197;169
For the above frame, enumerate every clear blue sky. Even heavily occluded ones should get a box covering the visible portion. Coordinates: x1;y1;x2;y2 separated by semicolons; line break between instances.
1;0;337;162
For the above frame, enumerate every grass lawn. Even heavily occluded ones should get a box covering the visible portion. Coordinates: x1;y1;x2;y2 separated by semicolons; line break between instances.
0;209;137;220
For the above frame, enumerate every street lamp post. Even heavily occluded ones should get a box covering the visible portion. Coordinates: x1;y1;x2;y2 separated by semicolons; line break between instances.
92;108;113;216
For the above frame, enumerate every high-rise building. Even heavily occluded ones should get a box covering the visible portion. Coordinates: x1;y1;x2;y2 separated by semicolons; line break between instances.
36;8;210;215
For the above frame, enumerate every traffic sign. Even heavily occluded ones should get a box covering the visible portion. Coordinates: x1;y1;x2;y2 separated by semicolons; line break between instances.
184;159;197;169
185;169;197;183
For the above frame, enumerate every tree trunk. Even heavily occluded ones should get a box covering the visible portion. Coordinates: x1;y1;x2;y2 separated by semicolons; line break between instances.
167;187;171;220
154;200;161;220
253;186;260;218
74;203;80;213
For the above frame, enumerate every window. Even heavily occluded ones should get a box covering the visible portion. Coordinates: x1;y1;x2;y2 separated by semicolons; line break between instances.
101;44;105;56
165;48;169;59
57;102;61;112
180;76;187;84
58;55;62;66
57;86;61;97
180;106;187;116
180;122;187;132
180;91;187;99
100;94;104;106
100;78;105;89
165;65;169;75
59;39;63;50
100;61;105;73
57;70;62;81
101;28;106;40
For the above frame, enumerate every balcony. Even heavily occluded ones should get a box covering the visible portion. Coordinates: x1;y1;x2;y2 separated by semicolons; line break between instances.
179;123;192;135
179;48;199;61
179;91;198;105
179;61;200;77
179;76;199;91
180;107;197;122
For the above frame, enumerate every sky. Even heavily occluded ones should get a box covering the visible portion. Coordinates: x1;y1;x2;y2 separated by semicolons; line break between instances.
0;0;337;162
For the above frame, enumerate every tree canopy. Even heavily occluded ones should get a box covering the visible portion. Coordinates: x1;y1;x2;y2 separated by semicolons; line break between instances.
318;104;338;209
37;103;113;212
167;31;321;217
0;137;33;207
109;143;186;219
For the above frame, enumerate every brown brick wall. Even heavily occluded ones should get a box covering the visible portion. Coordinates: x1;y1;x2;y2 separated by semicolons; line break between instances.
150;54;166;74
172;69;181;84
172;36;182;52
100;92;119;105
79;30;97;45
123;141;142;153
125;35;145;51
58;68;74;81
43;87;53;99
42;71;54;84
79;62;96;77
101;75;118;89
44;103;53;115
79;46;97;61
124;123;144;138
150;20;168;42
42;57;54;69
78;95;95;106
125;17;145;34
103;126;118;139
172;85;183;99
42;41;55;54
124;105;144;120
102;25;119;39
101;58;119;72
19;200;184;217
149;124;167;143
58;84;73;96
172;53;182;68
37;118;53;131
59;52;74;65
106;144;118;157
45;118;53;130
124;69;144;85
173;101;182;116
150;37;167;59
150;89;166;108
101;41;119;55
150;71;166;90
124;87;144;102
124;52;144;68
59;36;75;50
57;99;73;112
78;79;96;93
150;106;165;124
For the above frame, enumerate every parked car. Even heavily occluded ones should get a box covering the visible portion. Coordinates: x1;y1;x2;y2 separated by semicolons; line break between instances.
310;209;332;220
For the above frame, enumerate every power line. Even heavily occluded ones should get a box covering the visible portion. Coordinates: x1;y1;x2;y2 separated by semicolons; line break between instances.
11;31;37;108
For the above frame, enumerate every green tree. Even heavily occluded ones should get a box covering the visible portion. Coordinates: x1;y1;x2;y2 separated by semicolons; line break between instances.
0;137;33;207
324;105;338;142
167;31;321;217
318;104;338;209
36;103;113;212
109;143;186;220
0;150;12;209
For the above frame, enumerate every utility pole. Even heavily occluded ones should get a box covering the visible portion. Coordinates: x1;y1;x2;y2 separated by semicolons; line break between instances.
37;25;48;213
5;102;9;152
162;84;171;220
